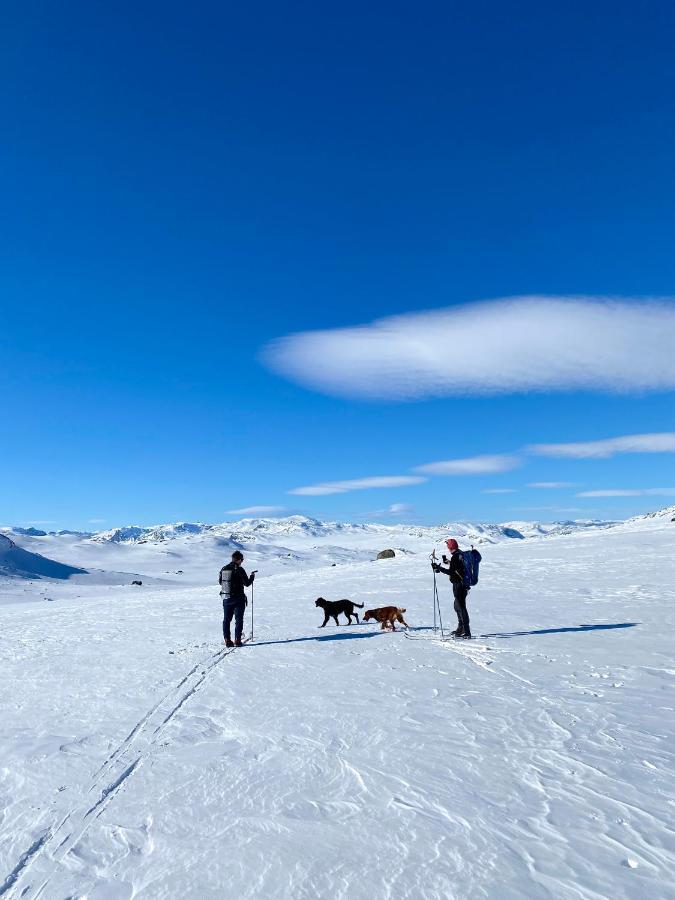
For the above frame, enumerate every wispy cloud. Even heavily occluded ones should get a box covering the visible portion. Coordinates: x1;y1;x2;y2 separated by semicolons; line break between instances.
288;475;426;496
529;432;675;459
261;296;675;400
516;506;590;514
388;502;413;514
415;454;521;476
482;488;518;494
577;488;675;498
365;502;415;518
88;518;107;524
227;505;287;515
528;482;577;489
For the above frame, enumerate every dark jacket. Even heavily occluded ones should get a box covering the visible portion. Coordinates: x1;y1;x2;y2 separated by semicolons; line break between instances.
219;562;254;601
436;549;465;585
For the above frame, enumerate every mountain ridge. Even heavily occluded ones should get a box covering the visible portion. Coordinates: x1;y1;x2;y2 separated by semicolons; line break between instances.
3;506;672;555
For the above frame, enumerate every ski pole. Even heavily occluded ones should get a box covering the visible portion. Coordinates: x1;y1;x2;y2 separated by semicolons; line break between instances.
250;579;254;640
430;548;445;638
435;578;444;638
430;550;438;634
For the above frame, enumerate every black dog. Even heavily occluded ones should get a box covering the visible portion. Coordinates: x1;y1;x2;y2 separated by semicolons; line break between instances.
315;597;364;627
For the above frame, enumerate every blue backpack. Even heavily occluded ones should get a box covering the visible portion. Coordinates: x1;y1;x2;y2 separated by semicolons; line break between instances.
460;548;482;588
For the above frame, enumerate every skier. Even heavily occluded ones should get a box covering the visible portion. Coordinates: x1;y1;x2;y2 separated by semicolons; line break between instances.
432;538;471;639
219;551;257;647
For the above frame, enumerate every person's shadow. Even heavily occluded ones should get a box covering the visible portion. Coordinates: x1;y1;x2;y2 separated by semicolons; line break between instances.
482;623;639;639
248;623;640;647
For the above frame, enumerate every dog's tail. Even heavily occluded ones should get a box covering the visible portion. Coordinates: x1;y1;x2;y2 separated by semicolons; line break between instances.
353;602;364;608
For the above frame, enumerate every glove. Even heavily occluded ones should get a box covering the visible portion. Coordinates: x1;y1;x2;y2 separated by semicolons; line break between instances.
431;563;440;573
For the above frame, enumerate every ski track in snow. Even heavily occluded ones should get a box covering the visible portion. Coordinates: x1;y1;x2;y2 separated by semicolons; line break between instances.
1;640;248;899
1;527;675;898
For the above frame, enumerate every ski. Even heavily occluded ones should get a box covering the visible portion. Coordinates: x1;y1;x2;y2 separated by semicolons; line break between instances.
404;631;495;651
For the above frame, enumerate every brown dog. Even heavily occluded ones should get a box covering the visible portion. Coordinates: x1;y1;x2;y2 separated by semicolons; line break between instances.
363;606;409;631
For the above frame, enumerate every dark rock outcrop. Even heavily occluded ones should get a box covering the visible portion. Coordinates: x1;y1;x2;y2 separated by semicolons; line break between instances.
377;549;396;560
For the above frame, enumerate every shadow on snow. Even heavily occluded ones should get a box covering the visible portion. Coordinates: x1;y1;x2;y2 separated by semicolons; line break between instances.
482;623;640;639
247;624;640;648
251;624;433;647
251;628;388;648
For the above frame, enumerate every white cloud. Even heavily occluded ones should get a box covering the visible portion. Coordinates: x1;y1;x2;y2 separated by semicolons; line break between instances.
388;503;413;515
530;432;675;459
88;518;107;524
482;488;518;494
288;475;426;496
517;505;588;513
577;490;641;498
415;454;521;476
364;502;415;518
227;506;287;515
528;482;577;489
577;488;675;498
261;296;675;399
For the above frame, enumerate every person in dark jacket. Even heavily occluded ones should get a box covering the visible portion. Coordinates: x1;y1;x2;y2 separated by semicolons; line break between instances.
219;551;257;647
433;538;471;639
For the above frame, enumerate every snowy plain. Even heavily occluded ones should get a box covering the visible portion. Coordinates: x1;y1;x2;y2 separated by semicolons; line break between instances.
1;511;674;899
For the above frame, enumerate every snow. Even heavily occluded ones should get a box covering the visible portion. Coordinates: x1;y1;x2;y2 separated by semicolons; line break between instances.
1;513;674;898
0;534;88;582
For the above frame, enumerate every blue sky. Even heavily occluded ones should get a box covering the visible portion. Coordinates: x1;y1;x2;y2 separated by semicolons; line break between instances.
2;0;675;530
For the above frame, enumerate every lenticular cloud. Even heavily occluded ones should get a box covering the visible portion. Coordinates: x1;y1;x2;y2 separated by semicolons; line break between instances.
261;296;675;399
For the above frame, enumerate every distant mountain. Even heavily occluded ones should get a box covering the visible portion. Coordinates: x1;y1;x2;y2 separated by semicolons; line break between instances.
4;507;672;586
0;533;88;580
91;526;152;543
618;504;675;530
81;513;619;547
498;519;617;539
8;509;674;553
7;507;673;553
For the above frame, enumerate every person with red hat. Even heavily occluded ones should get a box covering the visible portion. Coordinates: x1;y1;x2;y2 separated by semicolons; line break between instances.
432;538;471;639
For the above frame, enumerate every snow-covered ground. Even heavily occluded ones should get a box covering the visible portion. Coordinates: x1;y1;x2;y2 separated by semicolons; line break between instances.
1;512;674;898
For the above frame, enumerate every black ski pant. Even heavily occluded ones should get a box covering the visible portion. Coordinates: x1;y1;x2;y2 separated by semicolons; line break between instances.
452;582;470;634
223;598;246;642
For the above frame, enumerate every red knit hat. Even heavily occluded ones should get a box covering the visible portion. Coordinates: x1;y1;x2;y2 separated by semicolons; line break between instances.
446;538;459;551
